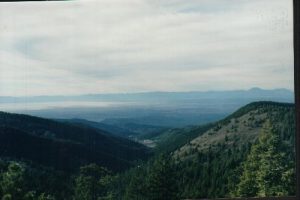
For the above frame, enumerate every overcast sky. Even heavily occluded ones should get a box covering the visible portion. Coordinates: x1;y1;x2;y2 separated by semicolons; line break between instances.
0;0;294;96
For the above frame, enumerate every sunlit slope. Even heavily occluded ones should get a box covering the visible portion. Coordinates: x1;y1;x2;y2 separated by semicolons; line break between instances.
173;101;294;160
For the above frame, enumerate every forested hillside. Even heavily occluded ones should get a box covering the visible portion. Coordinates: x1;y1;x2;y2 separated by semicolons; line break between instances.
0;112;152;199
116;102;296;199
57;118;166;139
0;111;150;172
0;102;295;199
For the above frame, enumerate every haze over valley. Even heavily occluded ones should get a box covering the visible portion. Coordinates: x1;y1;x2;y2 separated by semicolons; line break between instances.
0;88;294;129
0;0;295;199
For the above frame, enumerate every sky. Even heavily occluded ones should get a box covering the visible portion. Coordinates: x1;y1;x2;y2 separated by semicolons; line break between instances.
0;0;294;96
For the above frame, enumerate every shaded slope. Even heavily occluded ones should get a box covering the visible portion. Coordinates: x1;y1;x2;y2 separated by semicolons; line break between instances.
0;112;151;172
0;127;132;172
55;118;136;138
56;118;165;139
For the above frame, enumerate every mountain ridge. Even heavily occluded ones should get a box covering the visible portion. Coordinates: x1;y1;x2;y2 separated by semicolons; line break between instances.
145;101;294;153
172;101;295;160
0;111;151;172
0;88;293;103
117;101;296;199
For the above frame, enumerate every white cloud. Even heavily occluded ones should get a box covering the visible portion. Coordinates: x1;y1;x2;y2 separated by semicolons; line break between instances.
0;0;294;96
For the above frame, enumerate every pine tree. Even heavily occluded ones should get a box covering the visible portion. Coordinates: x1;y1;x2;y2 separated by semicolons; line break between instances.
124;167;147;200
0;162;26;200
236;120;293;197
73;164;112;200
146;154;178;200
257;127;285;196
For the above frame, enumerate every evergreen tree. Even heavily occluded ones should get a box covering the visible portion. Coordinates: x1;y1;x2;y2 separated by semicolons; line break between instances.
73;164;113;200
236;120;294;197
146;154;178;200
257;126;286;196
0;162;26;199
124;167;147;200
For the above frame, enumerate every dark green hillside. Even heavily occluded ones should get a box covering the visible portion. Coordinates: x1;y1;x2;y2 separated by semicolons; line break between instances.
172;102;295;197
56;118;165;139
56;118;135;138
0;102;295;199
118;101;295;199
0;127;133;172
0;111;151;172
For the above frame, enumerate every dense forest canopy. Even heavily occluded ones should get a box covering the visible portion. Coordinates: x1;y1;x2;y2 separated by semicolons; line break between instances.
0;101;296;199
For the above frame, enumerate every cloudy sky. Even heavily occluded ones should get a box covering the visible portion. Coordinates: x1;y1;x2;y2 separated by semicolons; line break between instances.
0;0;294;96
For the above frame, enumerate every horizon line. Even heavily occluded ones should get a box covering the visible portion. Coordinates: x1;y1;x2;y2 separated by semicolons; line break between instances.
0;87;294;98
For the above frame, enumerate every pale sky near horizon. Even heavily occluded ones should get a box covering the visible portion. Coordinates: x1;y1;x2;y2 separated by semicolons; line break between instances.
0;0;294;96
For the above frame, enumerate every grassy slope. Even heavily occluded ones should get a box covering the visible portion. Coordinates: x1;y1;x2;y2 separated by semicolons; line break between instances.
150;101;294;154
173;101;294;160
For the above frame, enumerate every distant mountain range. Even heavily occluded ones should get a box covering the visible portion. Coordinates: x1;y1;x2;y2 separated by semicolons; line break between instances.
0;88;294;104
0;88;294;128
